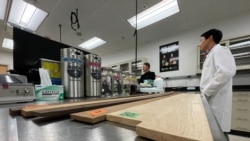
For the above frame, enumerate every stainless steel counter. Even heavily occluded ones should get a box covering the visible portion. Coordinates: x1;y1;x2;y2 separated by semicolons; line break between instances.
0;93;228;141
0;106;149;141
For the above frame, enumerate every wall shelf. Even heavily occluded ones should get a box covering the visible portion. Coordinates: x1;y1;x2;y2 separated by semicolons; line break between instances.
105;57;147;78
234;56;250;59
197;35;250;74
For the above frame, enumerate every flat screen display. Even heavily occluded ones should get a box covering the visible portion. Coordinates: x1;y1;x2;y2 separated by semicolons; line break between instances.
13;27;71;83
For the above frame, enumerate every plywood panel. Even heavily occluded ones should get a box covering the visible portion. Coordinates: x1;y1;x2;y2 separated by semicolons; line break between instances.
106;94;213;141
21;92;174;117
10;95;146;116
70;94;175;124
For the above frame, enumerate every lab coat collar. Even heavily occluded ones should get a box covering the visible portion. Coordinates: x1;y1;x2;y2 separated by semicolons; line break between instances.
207;44;220;55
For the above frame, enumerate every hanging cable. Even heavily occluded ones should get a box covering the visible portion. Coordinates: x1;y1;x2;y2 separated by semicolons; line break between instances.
70;8;80;31
134;0;138;76
59;24;62;42
70;8;82;36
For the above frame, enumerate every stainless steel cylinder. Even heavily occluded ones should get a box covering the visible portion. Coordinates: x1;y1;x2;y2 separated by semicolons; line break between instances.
101;67;113;96
85;54;101;97
61;48;84;98
112;70;123;95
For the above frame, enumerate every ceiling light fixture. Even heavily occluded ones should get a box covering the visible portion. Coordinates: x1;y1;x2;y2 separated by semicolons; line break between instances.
78;37;106;50
0;0;7;20
127;0;180;30
2;38;14;50
8;0;48;31
20;4;36;25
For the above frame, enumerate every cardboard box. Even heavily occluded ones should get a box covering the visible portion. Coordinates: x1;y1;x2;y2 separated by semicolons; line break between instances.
35;85;64;101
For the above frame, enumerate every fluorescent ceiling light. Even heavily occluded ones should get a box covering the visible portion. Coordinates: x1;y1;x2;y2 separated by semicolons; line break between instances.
0;0;7;20
20;4;36;25
127;0;180;30
2;38;14;50
78;37;107;50
8;0;48;31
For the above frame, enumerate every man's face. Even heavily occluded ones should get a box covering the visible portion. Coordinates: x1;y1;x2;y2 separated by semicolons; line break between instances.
143;65;149;72
200;36;211;51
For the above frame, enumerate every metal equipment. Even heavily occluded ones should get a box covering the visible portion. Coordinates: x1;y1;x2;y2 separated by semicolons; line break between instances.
101;67;113;96
112;70;123;96
61;48;84;98
85;54;101;97
0;74;35;104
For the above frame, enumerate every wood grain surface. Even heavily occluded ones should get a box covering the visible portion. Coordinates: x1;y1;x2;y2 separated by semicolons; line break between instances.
9;94;147;116
70;93;175;124
21;92;174;117
106;94;213;141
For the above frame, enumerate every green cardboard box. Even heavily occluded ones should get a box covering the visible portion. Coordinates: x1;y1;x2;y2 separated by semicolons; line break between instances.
35;85;64;101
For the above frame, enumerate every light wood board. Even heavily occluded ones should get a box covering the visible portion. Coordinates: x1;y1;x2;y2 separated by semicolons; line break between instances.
21;92;174;117
9;95;147;116
106;94;213;141
70;93;175;124
9;107;23;116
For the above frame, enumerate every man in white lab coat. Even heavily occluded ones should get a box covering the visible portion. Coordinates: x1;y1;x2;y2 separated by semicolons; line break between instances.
199;29;236;138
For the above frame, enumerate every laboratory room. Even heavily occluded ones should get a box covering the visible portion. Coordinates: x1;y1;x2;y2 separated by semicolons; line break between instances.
0;0;250;141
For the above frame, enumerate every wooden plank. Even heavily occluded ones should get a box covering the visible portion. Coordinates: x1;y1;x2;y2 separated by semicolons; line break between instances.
22;92;174;117
9;103;49;116
9;94;146;116
9;107;23;116
106;94;213;141
70;93;175;124
32;92;174;118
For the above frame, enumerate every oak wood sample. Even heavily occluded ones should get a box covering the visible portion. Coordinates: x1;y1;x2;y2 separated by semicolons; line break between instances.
21;92;174;117
9;103;49;116
70;93;175;124
106;94;213;141
9;94;144;116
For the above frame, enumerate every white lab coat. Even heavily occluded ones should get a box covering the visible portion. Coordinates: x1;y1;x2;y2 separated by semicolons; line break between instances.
200;44;236;132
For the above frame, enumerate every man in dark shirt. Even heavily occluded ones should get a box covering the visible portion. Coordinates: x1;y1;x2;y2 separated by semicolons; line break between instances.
139;62;156;84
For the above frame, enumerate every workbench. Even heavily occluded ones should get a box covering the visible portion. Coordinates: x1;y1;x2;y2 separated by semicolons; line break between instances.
0;92;228;141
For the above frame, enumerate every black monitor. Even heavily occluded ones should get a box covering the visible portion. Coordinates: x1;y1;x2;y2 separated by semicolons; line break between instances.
13;27;71;83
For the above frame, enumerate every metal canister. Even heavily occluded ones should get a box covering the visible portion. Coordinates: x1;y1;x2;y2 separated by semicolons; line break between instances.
101;67;113;96
112;70;123;95
61;48;84;98
85;54;101;97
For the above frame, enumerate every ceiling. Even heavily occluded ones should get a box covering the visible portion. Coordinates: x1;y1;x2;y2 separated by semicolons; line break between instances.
1;0;250;56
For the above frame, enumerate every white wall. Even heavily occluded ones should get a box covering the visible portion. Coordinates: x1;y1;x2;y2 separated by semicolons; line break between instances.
1;13;249;87
0;51;13;70
102;13;250;87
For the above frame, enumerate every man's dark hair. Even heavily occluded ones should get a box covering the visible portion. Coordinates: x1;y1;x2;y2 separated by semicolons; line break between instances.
201;29;223;44
144;62;150;68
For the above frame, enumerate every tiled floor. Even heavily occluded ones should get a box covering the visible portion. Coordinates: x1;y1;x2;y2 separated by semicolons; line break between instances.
229;134;250;141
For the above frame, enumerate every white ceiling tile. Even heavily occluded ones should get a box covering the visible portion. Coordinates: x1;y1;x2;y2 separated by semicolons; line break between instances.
106;0;161;20
1;0;250;56
92;33;135;56
76;0;106;22
100;22;133;42
24;0;60;12
81;5;122;36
